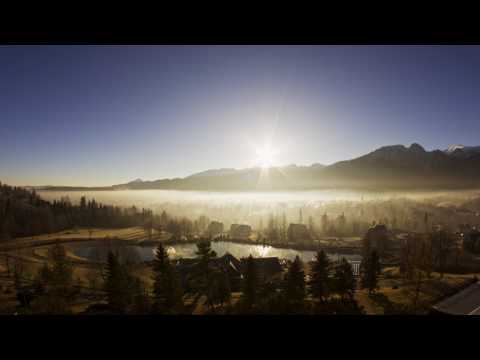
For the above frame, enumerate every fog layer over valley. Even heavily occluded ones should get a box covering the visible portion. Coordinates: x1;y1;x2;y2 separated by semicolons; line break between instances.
38;189;480;235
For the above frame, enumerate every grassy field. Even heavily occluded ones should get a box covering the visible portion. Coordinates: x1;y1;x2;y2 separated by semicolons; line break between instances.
1;255;477;315
355;267;479;314
13;227;171;244
0;227;477;315
0;228;158;314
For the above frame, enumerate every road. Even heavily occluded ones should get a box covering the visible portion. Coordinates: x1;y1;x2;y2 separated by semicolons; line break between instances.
433;281;480;315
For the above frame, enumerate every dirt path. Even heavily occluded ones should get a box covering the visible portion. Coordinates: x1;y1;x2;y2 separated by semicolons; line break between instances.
355;290;383;315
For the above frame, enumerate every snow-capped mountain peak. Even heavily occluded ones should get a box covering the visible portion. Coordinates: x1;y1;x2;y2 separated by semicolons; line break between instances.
444;145;480;158
445;144;465;154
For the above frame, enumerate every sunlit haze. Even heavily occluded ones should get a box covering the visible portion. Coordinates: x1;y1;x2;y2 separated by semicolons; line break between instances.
3;45;480;186
5;43;480;317
254;143;279;168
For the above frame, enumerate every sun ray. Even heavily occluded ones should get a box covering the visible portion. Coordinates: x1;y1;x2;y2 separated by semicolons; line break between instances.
255;143;279;168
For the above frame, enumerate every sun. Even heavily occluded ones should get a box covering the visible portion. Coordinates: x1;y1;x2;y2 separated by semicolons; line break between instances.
255;144;278;168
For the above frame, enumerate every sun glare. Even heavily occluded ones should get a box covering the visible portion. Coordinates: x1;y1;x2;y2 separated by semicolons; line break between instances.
255;144;278;168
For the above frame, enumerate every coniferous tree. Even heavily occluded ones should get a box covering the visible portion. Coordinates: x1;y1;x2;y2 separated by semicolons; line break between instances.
308;216;316;238
360;255;370;290
28;243;74;314
333;258;356;301
257;281;278;312
321;213;329;235
209;269;231;310
309;250;331;302
153;243;169;273
195;240;217;308
49;242;73;293
281;212;287;243
360;250;379;294
195;240;216;278
152;245;184;314
372;250;381;276
132;278;152;314
241;255;257;311
152;244;168;312
267;215;279;243
37;262;52;293
143;215;153;241
104;251;137;314
104;251;123;313
196;241;217;265
217;270;231;307
284;256;306;311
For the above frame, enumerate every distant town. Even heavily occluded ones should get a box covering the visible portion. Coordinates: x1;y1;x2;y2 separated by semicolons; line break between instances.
1;183;479;315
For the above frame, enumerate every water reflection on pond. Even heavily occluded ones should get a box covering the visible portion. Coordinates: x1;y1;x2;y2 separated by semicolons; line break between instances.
71;241;361;264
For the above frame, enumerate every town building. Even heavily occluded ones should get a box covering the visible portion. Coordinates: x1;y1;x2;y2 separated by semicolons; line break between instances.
363;224;391;254
287;223;311;243
230;224;252;240
175;252;243;292
461;226;480;254
207;221;224;238
240;257;284;283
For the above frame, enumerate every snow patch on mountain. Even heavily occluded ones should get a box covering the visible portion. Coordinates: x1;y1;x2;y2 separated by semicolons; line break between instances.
445;145;480;157
445;144;465;154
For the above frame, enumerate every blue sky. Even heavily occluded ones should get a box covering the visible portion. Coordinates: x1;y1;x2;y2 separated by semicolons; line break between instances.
2;45;480;186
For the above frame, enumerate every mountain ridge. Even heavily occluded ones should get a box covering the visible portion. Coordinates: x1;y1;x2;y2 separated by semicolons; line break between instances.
36;143;480;191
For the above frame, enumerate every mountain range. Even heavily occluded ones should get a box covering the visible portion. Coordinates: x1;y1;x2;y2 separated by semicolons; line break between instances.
38;144;480;191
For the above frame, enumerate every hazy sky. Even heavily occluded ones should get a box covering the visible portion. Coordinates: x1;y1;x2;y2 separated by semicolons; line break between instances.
2;45;480;186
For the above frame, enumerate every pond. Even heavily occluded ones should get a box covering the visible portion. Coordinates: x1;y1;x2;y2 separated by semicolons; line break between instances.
70;240;362;264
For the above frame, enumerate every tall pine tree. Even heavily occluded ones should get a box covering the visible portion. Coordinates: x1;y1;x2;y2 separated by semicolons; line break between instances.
195;240;217;308
360;250;379;294
284;256;306;311
104;251;137;314
49;242;73;293
309;250;331;302
333;258;356;301
152;244;184;314
241;255;257;311
210;269;231;310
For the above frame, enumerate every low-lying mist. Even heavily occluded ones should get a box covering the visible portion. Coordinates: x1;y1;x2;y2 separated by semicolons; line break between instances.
37;189;480;234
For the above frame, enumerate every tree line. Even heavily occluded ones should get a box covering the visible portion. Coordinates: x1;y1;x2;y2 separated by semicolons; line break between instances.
12;240;367;315
0;182;209;242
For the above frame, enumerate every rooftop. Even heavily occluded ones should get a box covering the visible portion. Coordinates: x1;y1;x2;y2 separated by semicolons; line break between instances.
432;281;480;315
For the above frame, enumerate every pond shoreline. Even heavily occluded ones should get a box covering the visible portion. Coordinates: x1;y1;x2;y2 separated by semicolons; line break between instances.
1;233;362;259
137;237;363;255
72;240;362;264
